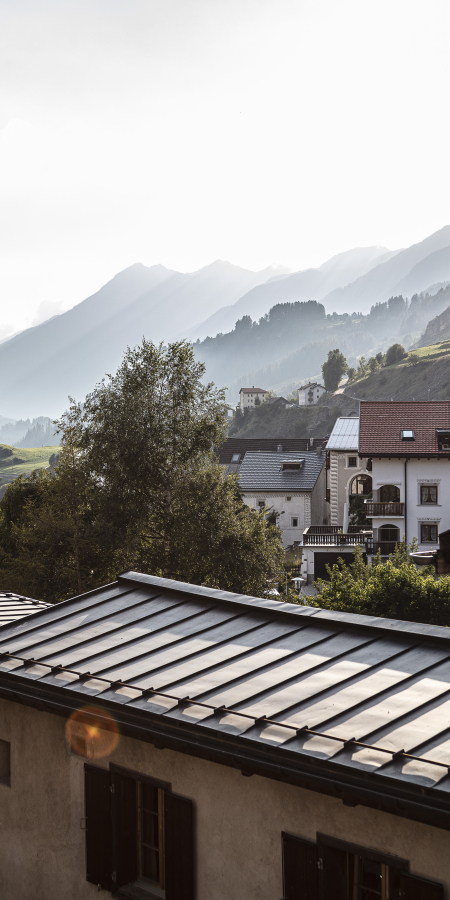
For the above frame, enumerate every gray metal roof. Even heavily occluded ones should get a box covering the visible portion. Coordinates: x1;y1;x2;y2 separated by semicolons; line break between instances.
2;572;450;822
0;592;49;625
326;416;360;451
238;451;325;492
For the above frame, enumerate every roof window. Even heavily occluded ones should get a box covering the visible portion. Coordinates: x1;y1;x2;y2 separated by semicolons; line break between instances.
281;461;303;471
401;429;415;441
436;430;450;451
231;453;241;463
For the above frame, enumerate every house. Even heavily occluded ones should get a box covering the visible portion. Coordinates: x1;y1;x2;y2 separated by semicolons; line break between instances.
238;448;327;546
265;396;296;409
359;401;450;557
239;386;269;411
0;571;447;898
300;417;373;583
0;591;49;625
215;437;329;477
325;416;372;530
297;382;326;406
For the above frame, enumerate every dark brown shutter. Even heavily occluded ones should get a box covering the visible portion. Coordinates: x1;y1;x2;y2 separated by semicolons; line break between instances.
282;832;318;900
113;771;138;890
319;842;348;900
400;872;444;899
164;792;195;900
84;764;112;891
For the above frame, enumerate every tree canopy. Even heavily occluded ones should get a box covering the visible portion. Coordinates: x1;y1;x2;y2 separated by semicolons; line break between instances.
309;542;450;626
0;340;284;602
321;348;348;391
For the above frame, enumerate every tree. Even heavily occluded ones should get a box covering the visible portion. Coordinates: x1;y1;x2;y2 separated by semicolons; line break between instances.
368;357;379;375
0;340;285;601
347;367;356;382
385;343;406;366
321;349;347;391
311;542;450;626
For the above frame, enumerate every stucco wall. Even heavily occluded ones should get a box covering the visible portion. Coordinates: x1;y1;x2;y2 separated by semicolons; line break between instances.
371;457;450;548
328;450;370;528
241;492;309;547
0;697;449;899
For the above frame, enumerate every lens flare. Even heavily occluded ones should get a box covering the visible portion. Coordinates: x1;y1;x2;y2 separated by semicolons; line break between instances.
65;706;119;759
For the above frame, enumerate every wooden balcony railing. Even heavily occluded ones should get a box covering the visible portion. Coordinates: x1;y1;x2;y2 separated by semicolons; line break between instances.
303;529;372;546
364;502;404;517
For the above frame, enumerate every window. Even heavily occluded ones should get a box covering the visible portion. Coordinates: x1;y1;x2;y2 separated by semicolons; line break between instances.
0;739;10;786
380;484;400;502
285;495;292;502
420;485;437;504
348;457;357;467
401;429;415;441
282;832;444;899
230;453;241;463
258;500;265;510
282;461;303;471
291;517;299;527
421;523;437;543
84;764;194;899
436;430;450;450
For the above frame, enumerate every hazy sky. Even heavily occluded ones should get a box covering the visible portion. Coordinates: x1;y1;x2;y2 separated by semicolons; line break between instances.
1;0;450;336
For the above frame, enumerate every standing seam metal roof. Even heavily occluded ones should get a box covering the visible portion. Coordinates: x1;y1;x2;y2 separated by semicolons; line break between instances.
238;451;325;492
326;417;360;451
2;572;450;816
0;593;49;625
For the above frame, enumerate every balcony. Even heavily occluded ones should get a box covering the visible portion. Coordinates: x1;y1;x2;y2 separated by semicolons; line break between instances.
303;526;372;546
368;541;399;556
364;501;404;518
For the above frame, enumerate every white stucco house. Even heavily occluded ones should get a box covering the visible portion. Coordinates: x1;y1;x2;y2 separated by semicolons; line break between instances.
359;401;450;555
238;449;327;547
239;386;269;411
298;382;327;406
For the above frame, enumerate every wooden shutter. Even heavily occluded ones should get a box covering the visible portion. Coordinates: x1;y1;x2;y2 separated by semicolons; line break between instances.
319;842;348;900
113;770;138;890
282;832;318;900
400;872;444;899
164;792;195;900
84;764;112;891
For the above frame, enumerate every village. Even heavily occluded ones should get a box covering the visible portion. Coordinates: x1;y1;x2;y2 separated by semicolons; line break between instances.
0;370;449;899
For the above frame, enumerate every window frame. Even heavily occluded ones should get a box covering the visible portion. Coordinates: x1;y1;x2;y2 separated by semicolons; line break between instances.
291;517;299;528
420;484;438;504
110;764;171;898
316;833;408;899
348;456;358;468
421;523;438;543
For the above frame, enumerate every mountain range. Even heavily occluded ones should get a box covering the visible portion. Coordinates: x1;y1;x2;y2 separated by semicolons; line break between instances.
3;226;450;418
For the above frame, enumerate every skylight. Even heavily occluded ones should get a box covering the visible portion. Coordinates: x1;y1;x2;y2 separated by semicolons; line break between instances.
281;461;303;471
401;429;415;441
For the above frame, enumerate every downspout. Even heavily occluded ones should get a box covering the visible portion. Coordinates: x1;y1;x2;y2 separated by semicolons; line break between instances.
404;458;408;544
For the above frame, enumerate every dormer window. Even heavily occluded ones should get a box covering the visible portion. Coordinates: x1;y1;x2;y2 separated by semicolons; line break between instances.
281;460;303;471
401;429;415;441
436;430;450;450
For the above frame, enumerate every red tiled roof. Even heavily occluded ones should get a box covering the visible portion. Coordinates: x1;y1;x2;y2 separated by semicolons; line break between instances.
239;387;267;394
359;401;450;456
299;382;325;391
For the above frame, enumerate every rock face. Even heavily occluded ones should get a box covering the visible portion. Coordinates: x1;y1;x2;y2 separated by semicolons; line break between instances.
417;303;450;347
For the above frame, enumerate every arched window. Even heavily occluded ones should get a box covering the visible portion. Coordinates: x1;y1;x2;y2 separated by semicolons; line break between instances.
350;474;372;496
379;524;400;543
380;484;400;502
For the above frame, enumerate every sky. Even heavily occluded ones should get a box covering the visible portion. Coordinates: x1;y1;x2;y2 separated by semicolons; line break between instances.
1;0;450;338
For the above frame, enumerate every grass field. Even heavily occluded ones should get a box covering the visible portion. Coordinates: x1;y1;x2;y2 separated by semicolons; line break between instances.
0;445;60;476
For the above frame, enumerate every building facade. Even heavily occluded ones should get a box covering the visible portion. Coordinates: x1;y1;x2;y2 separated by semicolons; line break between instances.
359;401;450;555
0;572;447;899
326;416;372;530
239;386;269;411
298;382;327;406
238;449;328;547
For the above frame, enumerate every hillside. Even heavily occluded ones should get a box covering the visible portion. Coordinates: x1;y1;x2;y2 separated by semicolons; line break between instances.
0;261;283;419
416;302;450;347
0;445;60;477
195;285;450;403
230;341;450;438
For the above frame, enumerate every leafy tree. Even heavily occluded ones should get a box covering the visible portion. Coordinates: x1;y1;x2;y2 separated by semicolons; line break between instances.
0;340;285;601
347;367;356;382
368;357;379;375
311;542;450;626
375;352;384;365
357;356;368;378
385;343;406;366
254;395;261;406
321;349;347;391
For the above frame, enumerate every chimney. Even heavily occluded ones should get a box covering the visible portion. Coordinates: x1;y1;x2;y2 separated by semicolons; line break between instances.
277;443;283;452
309;437;314;447
316;445;323;456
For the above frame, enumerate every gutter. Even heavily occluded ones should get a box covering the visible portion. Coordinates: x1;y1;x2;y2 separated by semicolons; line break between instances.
1;673;450;835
